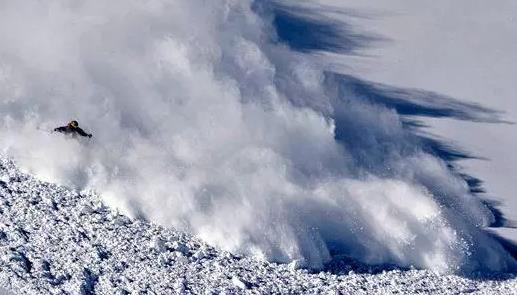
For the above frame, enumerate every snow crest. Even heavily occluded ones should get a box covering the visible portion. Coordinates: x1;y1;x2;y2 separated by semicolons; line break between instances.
0;0;514;272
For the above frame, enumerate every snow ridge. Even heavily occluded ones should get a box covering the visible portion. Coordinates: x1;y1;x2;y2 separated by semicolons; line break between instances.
0;157;516;294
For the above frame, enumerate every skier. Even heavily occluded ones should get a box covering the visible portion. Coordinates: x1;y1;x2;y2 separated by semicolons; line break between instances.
54;120;92;138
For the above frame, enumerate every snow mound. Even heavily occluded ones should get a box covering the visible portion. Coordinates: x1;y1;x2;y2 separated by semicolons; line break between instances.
0;158;516;294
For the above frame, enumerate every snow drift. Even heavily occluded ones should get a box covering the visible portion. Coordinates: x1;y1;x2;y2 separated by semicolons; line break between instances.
0;0;514;272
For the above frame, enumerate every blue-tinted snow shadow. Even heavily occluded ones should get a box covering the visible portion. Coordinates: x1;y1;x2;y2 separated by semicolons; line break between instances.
257;0;517;274
328;74;517;274
254;1;384;55
272;5;381;54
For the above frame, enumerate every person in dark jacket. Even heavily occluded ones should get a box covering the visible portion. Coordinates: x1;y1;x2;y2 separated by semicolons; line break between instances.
54;120;92;138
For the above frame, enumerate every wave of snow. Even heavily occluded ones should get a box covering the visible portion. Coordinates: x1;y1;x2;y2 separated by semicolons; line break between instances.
0;0;514;272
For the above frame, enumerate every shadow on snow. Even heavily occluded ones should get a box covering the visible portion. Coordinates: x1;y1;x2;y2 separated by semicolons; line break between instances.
256;0;517;275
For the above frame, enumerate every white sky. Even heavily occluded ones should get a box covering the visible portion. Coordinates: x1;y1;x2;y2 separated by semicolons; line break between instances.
313;0;517;240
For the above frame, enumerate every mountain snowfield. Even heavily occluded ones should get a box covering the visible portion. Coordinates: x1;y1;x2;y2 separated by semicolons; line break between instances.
1;0;517;293
0;157;516;294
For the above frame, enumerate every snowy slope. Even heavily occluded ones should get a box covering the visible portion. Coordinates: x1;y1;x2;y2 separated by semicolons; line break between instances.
2;1;517;293
1;157;517;294
1;0;516;273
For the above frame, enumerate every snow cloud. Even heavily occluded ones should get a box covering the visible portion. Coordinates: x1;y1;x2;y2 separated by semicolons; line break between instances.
0;0;514;273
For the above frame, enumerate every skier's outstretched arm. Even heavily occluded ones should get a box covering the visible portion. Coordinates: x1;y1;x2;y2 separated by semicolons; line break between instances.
54;126;67;133
76;127;92;138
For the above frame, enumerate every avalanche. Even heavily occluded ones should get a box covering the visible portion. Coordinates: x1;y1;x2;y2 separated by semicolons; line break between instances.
0;0;515;273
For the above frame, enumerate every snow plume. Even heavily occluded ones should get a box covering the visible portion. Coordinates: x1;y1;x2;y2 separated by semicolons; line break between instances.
0;0;514;273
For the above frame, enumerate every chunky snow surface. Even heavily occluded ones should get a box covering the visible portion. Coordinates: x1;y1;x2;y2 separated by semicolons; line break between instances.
0;158;516;295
